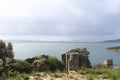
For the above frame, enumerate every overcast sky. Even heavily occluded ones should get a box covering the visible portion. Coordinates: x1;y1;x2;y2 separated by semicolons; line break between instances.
0;0;120;42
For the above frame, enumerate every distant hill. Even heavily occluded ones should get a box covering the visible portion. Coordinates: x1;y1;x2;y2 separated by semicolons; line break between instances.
102;39;120;43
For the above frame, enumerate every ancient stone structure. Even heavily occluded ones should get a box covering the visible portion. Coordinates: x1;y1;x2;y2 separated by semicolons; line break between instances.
62;48;91;71
102;59;113;67
26;55;48;64
25;55;49;72
32;60;48;72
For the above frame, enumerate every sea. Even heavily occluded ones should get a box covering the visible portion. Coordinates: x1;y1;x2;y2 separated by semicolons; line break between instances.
13;42;120;66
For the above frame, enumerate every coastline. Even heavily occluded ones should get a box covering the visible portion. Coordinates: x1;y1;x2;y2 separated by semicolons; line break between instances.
107;46;120;52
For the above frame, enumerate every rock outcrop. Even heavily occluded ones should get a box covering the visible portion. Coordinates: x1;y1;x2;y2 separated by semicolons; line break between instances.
62;48;91;71
107;46;120;52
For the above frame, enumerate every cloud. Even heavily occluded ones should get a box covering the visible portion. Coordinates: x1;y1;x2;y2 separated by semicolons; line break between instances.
104;0;120;14
0;0;120;41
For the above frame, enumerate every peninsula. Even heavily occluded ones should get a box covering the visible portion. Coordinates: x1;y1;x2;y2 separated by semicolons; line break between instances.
107;46;120;51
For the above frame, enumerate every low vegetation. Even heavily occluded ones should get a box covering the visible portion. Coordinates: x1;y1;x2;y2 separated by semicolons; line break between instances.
0;55;65;79
9;59;32;73
2;67;120;80
44;56;65;71
77;67;120;80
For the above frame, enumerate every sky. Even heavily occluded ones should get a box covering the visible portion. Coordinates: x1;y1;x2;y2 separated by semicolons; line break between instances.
0;0;120;42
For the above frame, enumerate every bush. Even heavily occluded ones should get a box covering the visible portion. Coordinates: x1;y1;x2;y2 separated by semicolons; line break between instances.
0;64;3;77
44;56;65;71
10;59;32;73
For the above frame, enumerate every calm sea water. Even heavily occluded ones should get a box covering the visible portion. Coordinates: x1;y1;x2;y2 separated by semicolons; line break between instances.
13;42;120;66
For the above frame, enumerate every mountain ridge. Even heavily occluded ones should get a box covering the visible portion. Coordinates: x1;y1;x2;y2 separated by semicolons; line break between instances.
102;39;120;43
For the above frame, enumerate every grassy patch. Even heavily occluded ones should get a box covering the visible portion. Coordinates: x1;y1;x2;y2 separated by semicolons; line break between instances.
77;67;120;79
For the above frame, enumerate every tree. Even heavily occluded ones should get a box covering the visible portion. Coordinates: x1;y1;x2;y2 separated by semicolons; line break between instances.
0;40;6;70
0;40;14;70
6;42;14;60
11;60;31;73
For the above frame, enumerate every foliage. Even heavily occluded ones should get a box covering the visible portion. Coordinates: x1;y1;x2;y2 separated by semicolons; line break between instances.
77;67;120;79
10;59;32;73
0;40;14;71
0;40;7;70
6;42;14;60
3;73;29;80
0;64;3;76
44;56;65;71
3;67;120;80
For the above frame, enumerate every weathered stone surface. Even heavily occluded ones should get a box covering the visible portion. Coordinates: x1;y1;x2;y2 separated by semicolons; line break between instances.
25;55;49;72
32;60;48;72
26;55;48;64
93;59;113;68
62;48;91;71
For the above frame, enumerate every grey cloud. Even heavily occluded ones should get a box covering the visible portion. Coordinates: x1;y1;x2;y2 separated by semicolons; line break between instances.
0;0;120;41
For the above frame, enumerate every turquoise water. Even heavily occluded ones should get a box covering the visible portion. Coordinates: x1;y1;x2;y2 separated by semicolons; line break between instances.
13;43;120;66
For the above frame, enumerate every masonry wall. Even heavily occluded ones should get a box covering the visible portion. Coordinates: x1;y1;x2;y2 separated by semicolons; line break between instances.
69;54;80;70
62;52;80;71
62;48;91;71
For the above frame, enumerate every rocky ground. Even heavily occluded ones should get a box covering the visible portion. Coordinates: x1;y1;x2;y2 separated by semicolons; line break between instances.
29;71;87;80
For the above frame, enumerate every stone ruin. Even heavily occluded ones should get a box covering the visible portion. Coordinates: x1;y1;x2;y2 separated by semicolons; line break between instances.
62;48;91;71
94;59;113;68
26;55;49;72
26;55;48;64
102;59;113;67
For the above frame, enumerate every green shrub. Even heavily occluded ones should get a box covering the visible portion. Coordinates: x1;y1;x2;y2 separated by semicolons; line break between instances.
4;73;29;80
77;68;120;80
10;59;32;73
0;64;3;75
44;56;65;71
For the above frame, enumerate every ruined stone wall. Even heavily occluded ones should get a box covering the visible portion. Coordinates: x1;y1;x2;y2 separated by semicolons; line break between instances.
62;48;91;71
69;53;80;70
102;59;113;67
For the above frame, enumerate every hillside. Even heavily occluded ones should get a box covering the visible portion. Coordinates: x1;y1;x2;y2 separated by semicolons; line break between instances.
102;39;120;43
